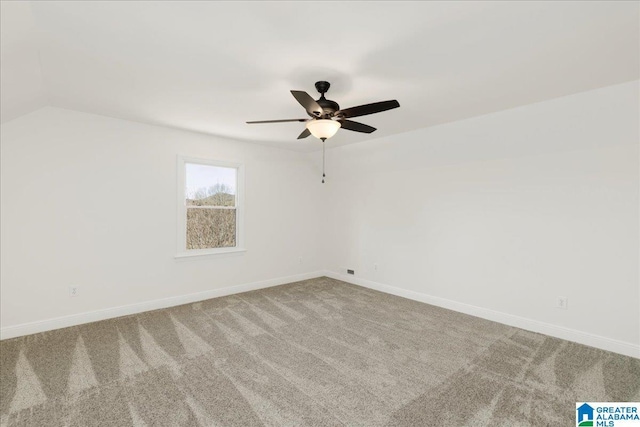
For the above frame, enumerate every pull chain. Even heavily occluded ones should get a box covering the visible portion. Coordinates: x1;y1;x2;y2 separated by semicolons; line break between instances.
321;138;326;183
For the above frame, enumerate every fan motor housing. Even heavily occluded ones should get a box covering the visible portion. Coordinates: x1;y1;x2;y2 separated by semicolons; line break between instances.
317;98;340;116
314;81;340;117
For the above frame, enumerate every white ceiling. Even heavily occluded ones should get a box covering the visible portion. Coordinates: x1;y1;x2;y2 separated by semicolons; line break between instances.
1;1;638;152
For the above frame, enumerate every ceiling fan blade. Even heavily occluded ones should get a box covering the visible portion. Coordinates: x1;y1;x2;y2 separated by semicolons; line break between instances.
246;118;307;124
291;90;323;116
340;120;377;134
336;100;400;119
297;128;311;139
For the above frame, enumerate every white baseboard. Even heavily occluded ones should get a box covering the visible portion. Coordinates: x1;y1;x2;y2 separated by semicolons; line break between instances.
5;270;638;359
0;271;324;340
324;270;640;359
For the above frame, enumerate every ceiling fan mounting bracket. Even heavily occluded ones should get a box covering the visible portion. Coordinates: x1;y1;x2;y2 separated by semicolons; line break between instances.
315;81;331;95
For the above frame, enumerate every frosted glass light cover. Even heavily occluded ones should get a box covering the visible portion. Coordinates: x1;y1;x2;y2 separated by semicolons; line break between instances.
306;119;341;139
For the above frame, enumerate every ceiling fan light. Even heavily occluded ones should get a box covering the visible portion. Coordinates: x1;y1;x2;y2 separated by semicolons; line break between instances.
306;119;341;140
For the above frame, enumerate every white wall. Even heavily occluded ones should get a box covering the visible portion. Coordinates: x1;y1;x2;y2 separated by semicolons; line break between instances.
1;107;324;333
321;81;640;354
2;82;638;357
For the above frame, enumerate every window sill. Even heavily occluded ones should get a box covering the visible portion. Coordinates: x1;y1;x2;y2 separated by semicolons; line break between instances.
175;247;246;259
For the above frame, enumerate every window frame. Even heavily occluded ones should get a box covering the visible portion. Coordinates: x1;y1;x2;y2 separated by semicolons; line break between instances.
176;155;245;258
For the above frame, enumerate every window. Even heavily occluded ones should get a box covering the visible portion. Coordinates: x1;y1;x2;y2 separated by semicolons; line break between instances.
177;156;244;257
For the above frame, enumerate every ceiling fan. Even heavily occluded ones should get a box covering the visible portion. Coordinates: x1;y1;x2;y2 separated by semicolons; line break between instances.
247;81;400;183
246;81;400;141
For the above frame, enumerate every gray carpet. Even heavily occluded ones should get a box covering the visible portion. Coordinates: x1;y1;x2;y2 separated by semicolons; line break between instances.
1;277;638;426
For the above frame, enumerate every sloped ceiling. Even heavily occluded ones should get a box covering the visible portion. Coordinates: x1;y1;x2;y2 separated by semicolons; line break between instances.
0;1;48;123
1;1;638;151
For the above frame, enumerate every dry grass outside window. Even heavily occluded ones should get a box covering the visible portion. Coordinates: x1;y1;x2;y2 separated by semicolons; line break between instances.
186;208;236;249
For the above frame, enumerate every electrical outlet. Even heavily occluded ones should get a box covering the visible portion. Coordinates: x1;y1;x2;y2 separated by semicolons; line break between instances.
69;286;79;297
374;264;378;271
347;269;355;275
556;296;568;309
298;257;303;264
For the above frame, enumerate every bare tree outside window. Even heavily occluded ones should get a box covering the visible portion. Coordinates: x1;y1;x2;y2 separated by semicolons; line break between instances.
185;165;238;250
